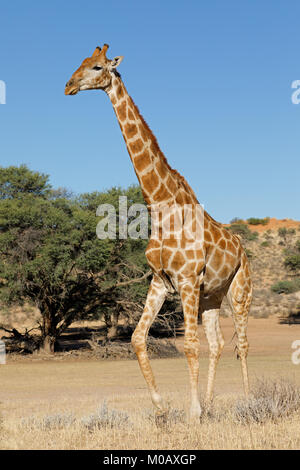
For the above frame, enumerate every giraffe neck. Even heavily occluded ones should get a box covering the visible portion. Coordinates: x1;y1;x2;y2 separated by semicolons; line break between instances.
106;74;185;207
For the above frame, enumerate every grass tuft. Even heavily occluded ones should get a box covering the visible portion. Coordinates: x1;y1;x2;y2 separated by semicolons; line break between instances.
21;412;76;431
233;378;300;424
81;401;130;431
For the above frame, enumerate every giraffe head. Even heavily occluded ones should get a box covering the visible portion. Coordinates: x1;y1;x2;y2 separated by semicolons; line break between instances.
65;44;123;95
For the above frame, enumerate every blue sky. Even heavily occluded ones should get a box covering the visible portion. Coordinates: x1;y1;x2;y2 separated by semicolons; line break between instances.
0;0;299;223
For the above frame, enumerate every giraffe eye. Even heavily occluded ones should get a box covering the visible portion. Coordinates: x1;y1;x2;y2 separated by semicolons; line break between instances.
93;66;102;71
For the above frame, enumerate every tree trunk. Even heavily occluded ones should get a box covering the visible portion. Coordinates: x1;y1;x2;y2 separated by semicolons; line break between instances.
40;334;56;353
39;305;57;353
106;309;120;339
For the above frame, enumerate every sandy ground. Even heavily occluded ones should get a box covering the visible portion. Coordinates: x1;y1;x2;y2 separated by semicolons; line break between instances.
0;317;299;417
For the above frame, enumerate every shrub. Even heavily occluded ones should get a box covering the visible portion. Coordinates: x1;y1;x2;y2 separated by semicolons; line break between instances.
284;254;300;272
263;230;273;240
247;217;270;226
271;279;300;294
248;231;259;241
228;224;258;241
278;227;287;237
277;227;296;242
82;401;130;430
234;378;300;424
261;241;270;247
283;240;300;272
21;413;76;430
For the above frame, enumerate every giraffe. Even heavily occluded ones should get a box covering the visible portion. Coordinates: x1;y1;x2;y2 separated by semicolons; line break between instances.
65;44;252;419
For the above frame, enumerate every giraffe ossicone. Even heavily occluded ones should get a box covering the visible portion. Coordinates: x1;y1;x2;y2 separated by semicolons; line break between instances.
65;44;252;419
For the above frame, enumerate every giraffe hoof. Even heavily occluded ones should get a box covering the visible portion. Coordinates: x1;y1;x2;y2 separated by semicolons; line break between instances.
154;409;169;428
198;401;214;422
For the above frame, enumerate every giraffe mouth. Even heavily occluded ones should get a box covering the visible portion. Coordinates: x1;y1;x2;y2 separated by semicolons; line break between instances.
65;86;79;96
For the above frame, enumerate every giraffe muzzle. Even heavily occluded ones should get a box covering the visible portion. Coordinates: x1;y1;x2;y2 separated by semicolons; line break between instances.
65;80;79;95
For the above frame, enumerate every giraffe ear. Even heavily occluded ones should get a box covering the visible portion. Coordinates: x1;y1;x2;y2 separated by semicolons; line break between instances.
110;56;124;69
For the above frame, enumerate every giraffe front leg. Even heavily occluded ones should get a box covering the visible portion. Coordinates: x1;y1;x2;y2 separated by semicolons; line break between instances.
199;294;224;405
179;276;202;420
131;274;167;413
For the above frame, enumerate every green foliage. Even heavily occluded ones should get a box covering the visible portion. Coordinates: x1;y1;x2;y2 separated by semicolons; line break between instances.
278;227;287;238
0;165;150;351
228;223;258;241
284;254;300;271
283;239;300;272
271;279;300;294
261;241;271;247
228;223;248;236
263;230;273;240
247;217;270;226
0;164;51;199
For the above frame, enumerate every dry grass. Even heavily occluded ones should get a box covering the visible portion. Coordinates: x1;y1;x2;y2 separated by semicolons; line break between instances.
1;390;300;450
1;355;300;450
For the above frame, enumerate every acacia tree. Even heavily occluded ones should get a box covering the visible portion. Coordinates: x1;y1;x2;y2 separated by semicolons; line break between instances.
77;185;151;338
0;166;151;352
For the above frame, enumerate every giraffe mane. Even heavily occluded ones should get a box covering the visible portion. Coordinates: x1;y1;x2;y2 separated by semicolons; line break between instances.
129;92;226;230
112;69;122;79
129;96;200;204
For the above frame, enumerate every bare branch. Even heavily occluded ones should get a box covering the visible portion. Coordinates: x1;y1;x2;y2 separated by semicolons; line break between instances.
114;270;152;288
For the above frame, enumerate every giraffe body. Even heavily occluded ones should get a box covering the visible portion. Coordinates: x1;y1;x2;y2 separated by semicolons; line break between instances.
65;44;252;418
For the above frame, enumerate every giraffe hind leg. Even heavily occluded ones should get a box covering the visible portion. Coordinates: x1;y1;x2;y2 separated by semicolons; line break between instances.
178;275;202;419
226;256;252;398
